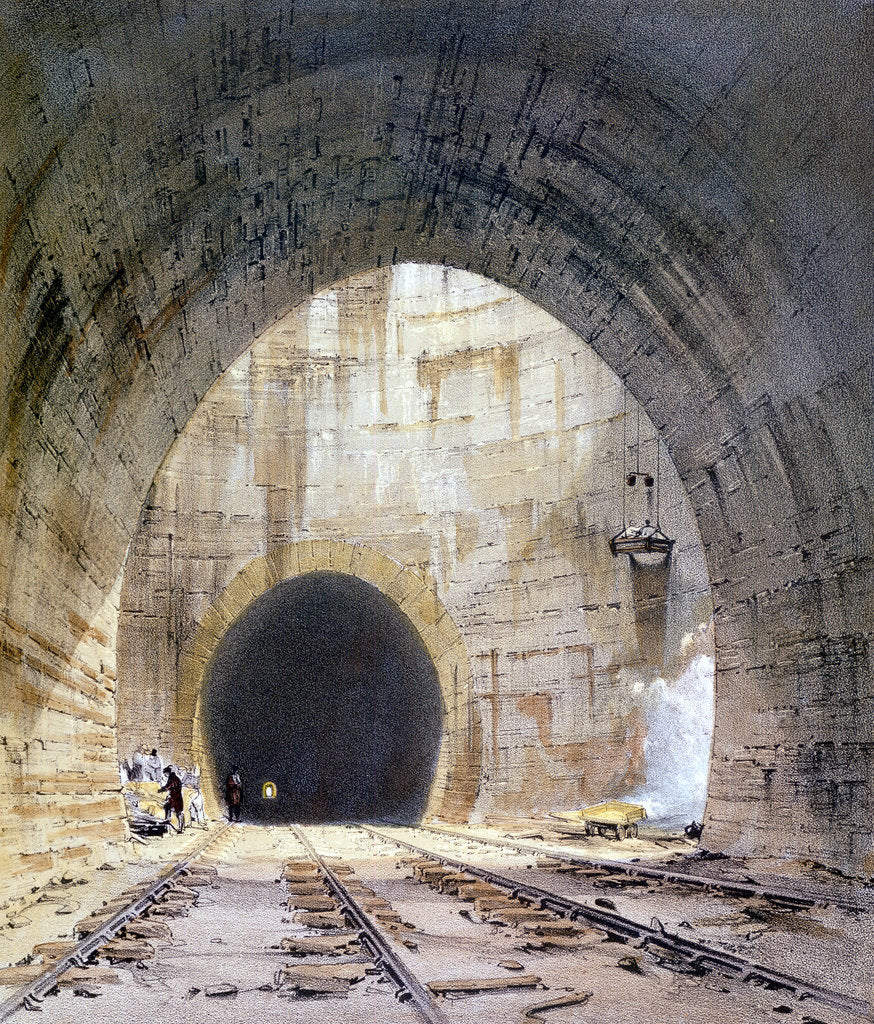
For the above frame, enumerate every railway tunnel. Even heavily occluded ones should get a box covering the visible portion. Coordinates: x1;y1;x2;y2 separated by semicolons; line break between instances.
201;570;444;825
0;0;871;972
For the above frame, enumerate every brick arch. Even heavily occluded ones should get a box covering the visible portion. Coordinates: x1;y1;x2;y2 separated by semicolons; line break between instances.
176;540;481;821
0;2;869;887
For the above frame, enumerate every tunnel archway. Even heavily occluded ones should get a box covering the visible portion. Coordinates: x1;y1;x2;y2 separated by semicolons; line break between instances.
127;267;715;831
178;540;482;822
202;571;443;823
0;3;870;896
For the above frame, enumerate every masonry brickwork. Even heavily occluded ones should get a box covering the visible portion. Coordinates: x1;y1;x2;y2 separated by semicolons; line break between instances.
116;266;714;824
0;1;871;900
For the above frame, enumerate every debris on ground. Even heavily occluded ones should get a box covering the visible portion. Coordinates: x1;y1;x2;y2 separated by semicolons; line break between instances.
278;964;368;984
32;941;79;962
293;910;349;930
123;919;172;939
617;955;643;973
486;908;553;926
428;974;543;997
279;934;362;957
521;991;593;1021
72;985;101;998
0;964;119;986
278;978;350;997
204;983;239;997
286;895;336;911
285;881;327;895
97;938;155;962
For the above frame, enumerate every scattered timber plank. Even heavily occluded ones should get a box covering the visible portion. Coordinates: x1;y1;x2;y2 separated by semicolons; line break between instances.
145;902;190;918
284;871;322;884
122;919;172;939
413;865;450;883
522;992;592;1021
521;920;583;936
358;897;392;911
344;885;377;898
456;883;506;901
279;964;368;984
487;908;553;925
284;861;319;873
474;898;521;915
279;977;350;996
428;975;542;996
436;873;476;894
372;910;403;923
285;882;327;896
32;941;79;962
295;911;349;930
286;896;337;912
183;865;217;882
324;863;354;876
97;938;155;962
0;964;119;987
61;967;121;987
516;929;607;951
74;913;115;937
168;883;200;899
594;876;650;888
280;935;362;956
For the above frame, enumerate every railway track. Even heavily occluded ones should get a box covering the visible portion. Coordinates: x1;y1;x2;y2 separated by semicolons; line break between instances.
290;824;449;1023
418;823;873;914
360;824;872;1021
2;822;868;1023
0;823;233;1021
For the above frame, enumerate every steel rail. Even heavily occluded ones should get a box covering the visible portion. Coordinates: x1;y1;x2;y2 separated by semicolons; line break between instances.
419;823;873;915
290;825;449;1024
362;825;871;1021
448;827;872;912
0;822;233;1021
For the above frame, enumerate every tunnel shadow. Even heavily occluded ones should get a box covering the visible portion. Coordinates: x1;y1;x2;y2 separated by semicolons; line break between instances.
202;571;443;824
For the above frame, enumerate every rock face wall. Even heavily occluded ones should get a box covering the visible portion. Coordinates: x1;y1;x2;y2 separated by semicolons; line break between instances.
117;265;713;823
0;0;871;896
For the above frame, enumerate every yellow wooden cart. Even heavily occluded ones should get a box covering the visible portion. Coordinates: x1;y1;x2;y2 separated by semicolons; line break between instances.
550;800;646;840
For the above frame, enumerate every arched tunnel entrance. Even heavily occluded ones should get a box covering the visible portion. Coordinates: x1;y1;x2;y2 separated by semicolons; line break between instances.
201;571;443;824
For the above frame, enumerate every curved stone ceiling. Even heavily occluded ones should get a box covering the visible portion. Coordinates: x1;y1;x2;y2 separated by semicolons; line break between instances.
0;2;870;890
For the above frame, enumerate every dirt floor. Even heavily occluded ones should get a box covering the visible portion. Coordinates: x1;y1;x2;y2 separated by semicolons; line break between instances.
1;822;871;1023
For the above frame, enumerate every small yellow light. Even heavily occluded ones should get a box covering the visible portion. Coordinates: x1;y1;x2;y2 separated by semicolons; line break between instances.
262;781;277;800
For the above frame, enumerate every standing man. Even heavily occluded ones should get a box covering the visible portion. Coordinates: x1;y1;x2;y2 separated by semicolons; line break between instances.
130;746;145;782
145;748;163;782
158;765;185;833
225;766;243;823
188;777;207;829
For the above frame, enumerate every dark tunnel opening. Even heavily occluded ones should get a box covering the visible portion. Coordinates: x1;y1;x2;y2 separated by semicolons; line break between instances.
203;571;444;824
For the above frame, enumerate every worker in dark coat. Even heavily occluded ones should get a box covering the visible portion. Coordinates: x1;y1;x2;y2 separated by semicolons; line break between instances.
225;766;243;823
159;765;185;833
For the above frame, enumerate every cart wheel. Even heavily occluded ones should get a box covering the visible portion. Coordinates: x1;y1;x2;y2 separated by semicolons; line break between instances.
585;822;595;836
617;825;627;841
630;823;639;838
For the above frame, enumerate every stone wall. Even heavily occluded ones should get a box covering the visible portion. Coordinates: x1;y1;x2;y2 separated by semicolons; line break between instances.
117;265;714;824
0;1;870;893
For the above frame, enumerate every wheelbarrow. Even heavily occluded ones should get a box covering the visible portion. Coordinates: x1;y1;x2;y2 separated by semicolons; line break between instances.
550;800;646;840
